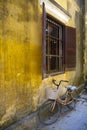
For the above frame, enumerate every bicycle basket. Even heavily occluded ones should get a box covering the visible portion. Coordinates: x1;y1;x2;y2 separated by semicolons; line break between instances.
46;87;58;100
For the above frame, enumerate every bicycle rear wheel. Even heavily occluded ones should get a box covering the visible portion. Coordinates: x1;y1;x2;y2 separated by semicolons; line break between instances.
67;98;76;110
38;100;60;125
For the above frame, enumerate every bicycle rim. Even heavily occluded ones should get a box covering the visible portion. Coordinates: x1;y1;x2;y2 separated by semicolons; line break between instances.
38;100;60;125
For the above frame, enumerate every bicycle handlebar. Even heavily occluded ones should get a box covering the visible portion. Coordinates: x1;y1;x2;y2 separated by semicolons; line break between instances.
52;79;69;89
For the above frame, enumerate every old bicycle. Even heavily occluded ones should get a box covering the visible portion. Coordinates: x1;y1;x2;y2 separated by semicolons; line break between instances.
38;79;77;125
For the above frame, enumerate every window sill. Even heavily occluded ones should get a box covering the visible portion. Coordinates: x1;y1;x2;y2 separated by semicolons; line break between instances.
43;71;65;78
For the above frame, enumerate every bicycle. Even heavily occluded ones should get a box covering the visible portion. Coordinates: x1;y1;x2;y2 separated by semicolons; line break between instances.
38;79;77;125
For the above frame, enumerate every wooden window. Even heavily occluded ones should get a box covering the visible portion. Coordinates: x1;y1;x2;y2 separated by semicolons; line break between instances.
46;17;65;74
42;2;46;78
42;3;76;78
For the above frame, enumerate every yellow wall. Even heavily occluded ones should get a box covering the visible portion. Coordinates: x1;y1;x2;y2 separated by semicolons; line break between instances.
38;0;84;105
0;0;84;127
55;0;67;10
0;0;42;126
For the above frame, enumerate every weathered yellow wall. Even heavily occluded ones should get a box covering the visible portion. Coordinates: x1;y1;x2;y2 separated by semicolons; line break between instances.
0;0;84;128
0;0;42;127
55;0;67;10
38;0;78;104
38;0;84;104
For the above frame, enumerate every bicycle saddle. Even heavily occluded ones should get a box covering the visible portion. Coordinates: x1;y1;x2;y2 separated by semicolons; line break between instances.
66;86;77;91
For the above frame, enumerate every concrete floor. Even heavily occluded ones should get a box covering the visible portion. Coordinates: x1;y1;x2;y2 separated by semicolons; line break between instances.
5;92;87;130
37;92;87;130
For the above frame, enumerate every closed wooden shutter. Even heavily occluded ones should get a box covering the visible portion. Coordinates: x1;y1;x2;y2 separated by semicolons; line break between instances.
42;2;46;78
65;26;76;70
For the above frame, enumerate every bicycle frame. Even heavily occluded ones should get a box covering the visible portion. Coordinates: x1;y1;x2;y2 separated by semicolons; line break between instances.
52;79;76;106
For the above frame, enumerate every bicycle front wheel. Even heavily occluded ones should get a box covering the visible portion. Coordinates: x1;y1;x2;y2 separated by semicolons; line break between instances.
38;100;60;125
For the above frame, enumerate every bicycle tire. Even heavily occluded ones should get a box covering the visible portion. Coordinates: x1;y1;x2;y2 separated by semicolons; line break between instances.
38;100;60;125
67;98;76;110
